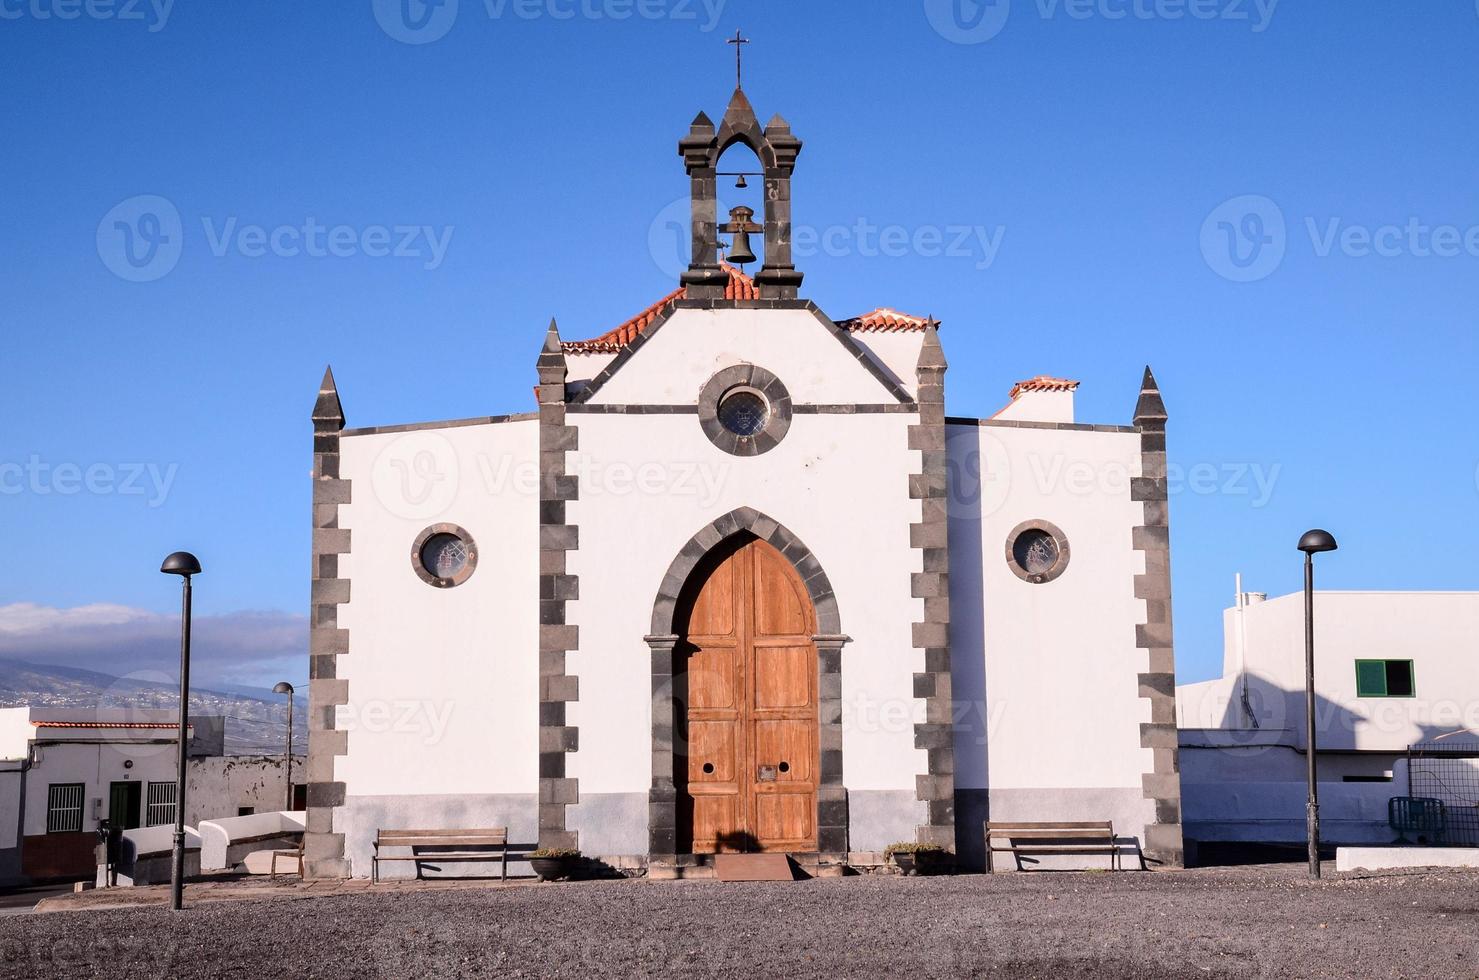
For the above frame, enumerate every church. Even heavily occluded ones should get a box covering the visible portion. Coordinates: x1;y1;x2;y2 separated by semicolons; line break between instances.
299;80;1184;877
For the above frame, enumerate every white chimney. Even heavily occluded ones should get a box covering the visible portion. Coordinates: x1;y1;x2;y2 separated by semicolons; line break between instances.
991;376;1079;424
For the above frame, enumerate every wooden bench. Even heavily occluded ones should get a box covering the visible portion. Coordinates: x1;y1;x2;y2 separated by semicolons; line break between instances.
371;828;509;883
267;837;304;877
984;821;1127;873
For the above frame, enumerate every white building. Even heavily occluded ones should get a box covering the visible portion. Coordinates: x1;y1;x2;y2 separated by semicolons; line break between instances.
1178;588;1479;847
0;706;289;883
302;85;1184;877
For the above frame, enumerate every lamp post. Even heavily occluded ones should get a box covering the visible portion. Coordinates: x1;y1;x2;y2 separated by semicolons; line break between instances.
1297;529;1338;879
272;681;295;811
160;551;201;911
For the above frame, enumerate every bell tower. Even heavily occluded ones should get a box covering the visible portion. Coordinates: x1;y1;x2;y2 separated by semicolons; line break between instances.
677;36;804;299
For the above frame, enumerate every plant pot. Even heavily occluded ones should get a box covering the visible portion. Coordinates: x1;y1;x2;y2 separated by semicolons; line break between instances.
530;857;569;882
890;853;918;876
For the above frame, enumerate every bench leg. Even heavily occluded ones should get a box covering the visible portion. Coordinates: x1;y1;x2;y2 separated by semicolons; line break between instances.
501;849;507;882
985;845;994;875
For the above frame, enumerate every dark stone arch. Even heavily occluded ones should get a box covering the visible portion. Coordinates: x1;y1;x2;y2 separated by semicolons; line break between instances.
649;508;841;636
645;508;849;863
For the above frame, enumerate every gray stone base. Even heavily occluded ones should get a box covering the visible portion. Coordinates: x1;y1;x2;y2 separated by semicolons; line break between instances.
955;787;1158;872
339;794;537;880
569;792;647;856
847;790;925;853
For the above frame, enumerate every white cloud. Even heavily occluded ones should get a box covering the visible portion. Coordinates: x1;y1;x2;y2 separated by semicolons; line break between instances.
0;602;307;688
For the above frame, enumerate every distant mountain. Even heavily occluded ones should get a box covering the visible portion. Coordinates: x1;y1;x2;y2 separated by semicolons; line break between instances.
0;657;307;756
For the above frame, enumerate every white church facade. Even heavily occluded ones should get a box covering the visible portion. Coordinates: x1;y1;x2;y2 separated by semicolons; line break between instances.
301;87;1184;877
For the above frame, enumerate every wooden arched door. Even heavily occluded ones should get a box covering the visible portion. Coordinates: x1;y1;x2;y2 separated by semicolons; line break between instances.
675;534;819;854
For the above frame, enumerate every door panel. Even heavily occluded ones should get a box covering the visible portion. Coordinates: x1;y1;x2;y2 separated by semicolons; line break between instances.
687;646;738;710
752;644;812;709
677;535;819;854
108;781;141;830
753;720;814;782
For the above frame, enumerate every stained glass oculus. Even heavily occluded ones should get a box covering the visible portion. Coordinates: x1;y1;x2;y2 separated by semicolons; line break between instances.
718;389;770;436
1012;529;1060;575
421;532;469;580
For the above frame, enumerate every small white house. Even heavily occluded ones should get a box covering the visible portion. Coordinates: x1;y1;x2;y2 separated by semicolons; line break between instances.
0;706;290;882
1177;588;1479;847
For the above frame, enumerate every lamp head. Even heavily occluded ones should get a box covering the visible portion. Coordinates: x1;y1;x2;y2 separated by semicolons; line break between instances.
159;552;202;577
1297;529;1339;555
272;681;295;695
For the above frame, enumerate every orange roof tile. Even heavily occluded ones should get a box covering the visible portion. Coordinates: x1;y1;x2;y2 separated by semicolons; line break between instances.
832;308;938;333
562;266;758;354
561;267;934;354
1008;376;1080;398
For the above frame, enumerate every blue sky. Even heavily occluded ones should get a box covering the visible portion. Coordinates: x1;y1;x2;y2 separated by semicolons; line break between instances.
2;0;1476;689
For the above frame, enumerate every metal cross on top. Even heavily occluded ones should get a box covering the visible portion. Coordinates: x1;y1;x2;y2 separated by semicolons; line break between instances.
728;29;749;89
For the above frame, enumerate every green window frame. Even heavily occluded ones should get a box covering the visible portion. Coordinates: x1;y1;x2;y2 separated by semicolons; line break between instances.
1354;659;1415;698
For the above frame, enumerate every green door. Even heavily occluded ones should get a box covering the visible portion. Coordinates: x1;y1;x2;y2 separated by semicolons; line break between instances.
108;781;141;830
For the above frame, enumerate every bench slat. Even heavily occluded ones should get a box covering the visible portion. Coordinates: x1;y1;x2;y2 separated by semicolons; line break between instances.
378;829;506;839
992;845;1119;854
987;822;1112;830
377;837;507;846
986;830;1115;840
375;853;509;861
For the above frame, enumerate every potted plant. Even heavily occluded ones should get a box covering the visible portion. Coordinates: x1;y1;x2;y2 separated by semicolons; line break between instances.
528;847;580;882
884;842;948;876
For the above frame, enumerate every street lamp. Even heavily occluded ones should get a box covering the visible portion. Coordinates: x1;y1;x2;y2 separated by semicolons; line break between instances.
1297;529;1338;879
272;681;295;811
160;550;201;911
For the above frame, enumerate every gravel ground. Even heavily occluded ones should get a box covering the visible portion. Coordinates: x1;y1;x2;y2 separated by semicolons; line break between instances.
2;865;1477;979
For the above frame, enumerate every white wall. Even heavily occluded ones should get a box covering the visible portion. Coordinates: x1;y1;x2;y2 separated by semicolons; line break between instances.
948;422;1154;795
186;756;290;824
568;407;923;797
0;764;21;850
336;419;540;797
1178;591;1479;751
587;308;903;405
0;709;34;760
22;740;180;836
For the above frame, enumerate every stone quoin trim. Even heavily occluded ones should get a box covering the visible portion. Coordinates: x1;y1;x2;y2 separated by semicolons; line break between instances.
537;320;581;851
696;364;793;457
1130;367;1185;867
304;365;351;878
909;326;956;851
647;508;850;861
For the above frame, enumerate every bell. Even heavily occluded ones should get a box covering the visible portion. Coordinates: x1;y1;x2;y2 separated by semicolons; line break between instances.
734;173;748;189
719;205;761;268
725;229;758;266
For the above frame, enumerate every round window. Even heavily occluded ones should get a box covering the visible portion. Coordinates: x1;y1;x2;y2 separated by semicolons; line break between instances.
1005;521;1070;584
697;365;793;457
421;533;468;578
411;524;478;587
1013;530;1059;575
718;388;770;436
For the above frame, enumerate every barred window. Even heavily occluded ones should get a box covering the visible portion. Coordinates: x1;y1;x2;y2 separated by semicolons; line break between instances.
146;781;178;827
46;783;85;833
